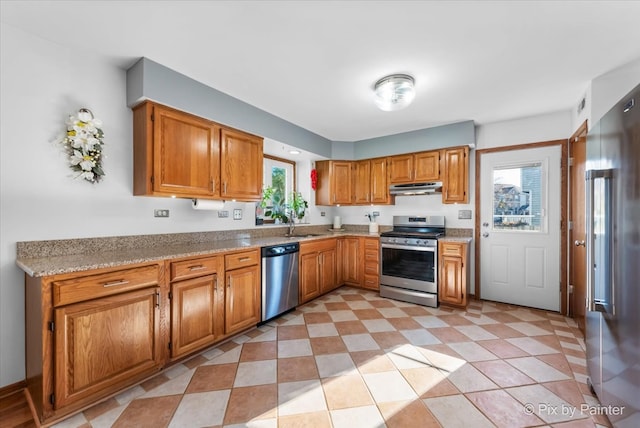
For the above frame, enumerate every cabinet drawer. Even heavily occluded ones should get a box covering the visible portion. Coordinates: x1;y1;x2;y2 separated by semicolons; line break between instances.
364;248;379;263
363;274;380;290
364;238;379;250
171;256;219;281
364;262;379;276
225;250;259;270
53;264;160;307
440;242;463;257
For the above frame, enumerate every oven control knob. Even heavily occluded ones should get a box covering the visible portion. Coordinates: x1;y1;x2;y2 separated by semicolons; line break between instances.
404;239;409;244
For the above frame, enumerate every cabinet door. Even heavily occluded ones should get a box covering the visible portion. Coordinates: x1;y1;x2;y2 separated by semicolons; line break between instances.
414;151;440;181
363;238;380;291
332;161;353;204
171;274;219;358
54;287;161;409
153;105;220;197
341;237;360;286
319;248;337;294
370;157;390;204
389;154;414;184
353;160;371;204
442;146;469;203
220;128;263;201
439;254;465;306
225;265;260;334
300;252;320;303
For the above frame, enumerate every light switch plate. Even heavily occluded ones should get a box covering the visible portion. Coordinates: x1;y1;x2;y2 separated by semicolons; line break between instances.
233;209;242;220
218;210;229;218
154;209;169;218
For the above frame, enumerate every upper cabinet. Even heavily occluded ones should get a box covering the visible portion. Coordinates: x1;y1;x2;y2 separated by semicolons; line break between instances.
389;150;440;184
315;160;353;205
442;146;469;204
354;157;391;205
220;128;263;200
133;101;263;202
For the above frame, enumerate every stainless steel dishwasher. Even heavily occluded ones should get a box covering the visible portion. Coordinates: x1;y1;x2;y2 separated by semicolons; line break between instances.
261;242;299;322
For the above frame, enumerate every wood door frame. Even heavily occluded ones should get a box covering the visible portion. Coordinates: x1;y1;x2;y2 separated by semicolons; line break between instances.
568;120;588;324
474;139;569;314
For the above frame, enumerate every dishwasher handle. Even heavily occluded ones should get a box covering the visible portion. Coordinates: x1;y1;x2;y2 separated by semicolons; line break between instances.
261;243;300;257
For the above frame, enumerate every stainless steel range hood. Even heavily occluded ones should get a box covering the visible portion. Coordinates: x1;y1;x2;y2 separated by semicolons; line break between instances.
389;182;443;196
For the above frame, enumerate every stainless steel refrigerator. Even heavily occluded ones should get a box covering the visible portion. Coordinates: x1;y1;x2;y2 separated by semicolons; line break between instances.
585;83;639;427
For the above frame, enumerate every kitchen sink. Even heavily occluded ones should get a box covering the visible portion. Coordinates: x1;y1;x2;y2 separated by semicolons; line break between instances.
284;233;323;238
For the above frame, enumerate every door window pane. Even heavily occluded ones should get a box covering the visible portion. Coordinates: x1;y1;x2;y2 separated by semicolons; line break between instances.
493;163;542;231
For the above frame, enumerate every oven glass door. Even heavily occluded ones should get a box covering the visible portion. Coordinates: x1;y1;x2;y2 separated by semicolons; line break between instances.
381;244;436;285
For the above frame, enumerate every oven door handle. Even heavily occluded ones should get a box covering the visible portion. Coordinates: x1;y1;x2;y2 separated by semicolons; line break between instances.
380;243;436;252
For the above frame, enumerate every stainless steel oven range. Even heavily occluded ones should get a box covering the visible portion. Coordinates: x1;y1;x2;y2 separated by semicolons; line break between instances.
379;215;445;308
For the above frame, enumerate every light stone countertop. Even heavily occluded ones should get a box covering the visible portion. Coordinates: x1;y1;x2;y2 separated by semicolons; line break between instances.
439;236;473;243
17;232;379;277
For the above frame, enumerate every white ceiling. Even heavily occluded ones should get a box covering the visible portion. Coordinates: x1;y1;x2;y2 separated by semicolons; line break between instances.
2;1;639;142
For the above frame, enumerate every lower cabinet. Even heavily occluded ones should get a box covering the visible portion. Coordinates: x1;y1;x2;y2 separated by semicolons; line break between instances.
300;239;338;304
438;240;470;307
25;262;165;423
224;250;261;334
338;236;361;286
362;237;380;290
169;255;223;359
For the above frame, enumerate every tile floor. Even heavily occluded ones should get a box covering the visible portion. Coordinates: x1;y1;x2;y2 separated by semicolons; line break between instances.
49;287;610;428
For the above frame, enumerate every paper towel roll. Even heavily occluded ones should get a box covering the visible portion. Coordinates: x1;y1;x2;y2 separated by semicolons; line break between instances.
333;216;342;229
192;199;225;211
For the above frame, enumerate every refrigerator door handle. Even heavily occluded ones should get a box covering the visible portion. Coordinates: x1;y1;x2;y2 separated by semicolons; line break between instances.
585;168;615;315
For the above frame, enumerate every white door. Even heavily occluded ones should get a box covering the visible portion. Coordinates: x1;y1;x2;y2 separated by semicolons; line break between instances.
480;145;561;311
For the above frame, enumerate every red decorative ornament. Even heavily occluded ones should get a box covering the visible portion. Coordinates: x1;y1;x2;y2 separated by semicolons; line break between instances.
311;169;318;190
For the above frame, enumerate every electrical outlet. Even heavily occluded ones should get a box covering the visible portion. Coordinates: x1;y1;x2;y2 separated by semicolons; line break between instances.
458;209;472;219
217;210;229;218
320;212;326;217
233;209;242;220
154;209;170;218
568;285;574;294
372;211;380;216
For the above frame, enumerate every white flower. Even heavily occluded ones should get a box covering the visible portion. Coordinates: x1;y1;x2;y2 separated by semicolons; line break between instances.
79;171;95;181
70;150;94;171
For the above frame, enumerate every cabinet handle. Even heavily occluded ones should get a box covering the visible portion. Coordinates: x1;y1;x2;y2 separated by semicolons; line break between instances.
188;264;206;271
239;257;251;262
224;182;227;194
155;291;160;309
214;275;218;291
101;279;129;288
211;179;215;192
227;276;231;288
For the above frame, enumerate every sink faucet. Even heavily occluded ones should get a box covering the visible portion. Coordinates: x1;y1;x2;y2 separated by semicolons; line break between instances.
288;212;295;236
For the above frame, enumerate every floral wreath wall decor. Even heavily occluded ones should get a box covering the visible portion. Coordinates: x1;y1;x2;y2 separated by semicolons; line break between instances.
60;108;105;183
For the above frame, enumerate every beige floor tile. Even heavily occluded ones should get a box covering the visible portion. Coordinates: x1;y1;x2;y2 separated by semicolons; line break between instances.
507;337;560;355
223;384;277;425
361;318;396;332
447;341;499;362
400;328;442;346
321;374;373;410
329;405;386;428
507;384;590;424
350;349;397;374
168;390;230;427
233;360;277;387
446;362;499;393
400;366;453;397
378;399;441;428
278;379;327;416
341;333;380;352
506;356;571;383
424;394;495;428
277;411;332;428
371;331;409;349
278;338;312;358
362;370;418;403
466;389;545;427
306;322;339;337
315;353;358;378
473;360;536;388
455;325;500;341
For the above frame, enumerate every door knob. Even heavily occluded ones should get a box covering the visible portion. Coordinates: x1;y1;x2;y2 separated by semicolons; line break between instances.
482;232;489;238
574;240;586;247
482;222;489;227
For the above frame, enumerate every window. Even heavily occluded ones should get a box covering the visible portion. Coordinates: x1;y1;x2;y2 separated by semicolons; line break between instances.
260;155;296;223
492;162;543;231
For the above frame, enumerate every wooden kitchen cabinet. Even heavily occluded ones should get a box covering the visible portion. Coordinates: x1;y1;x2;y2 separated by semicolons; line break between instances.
442;146;469;203
25;262;164;424
389;150;440;184
169;255;223;359
338;236;361;286
362;237;380;291
438;241;470;307
133;101;263;202
220;127;264;200
224;250;261;334
315;160;353;205
354;158;392;205
299;239;338;303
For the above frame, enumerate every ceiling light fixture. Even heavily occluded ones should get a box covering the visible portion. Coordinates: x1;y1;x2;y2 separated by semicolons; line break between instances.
373;74;416;111
289;150;301;155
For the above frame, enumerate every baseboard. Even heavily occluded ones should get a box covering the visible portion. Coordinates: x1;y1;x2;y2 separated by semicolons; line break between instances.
0;380;26;399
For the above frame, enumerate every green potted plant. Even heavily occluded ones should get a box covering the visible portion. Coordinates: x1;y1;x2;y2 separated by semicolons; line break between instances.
260;187;308;224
